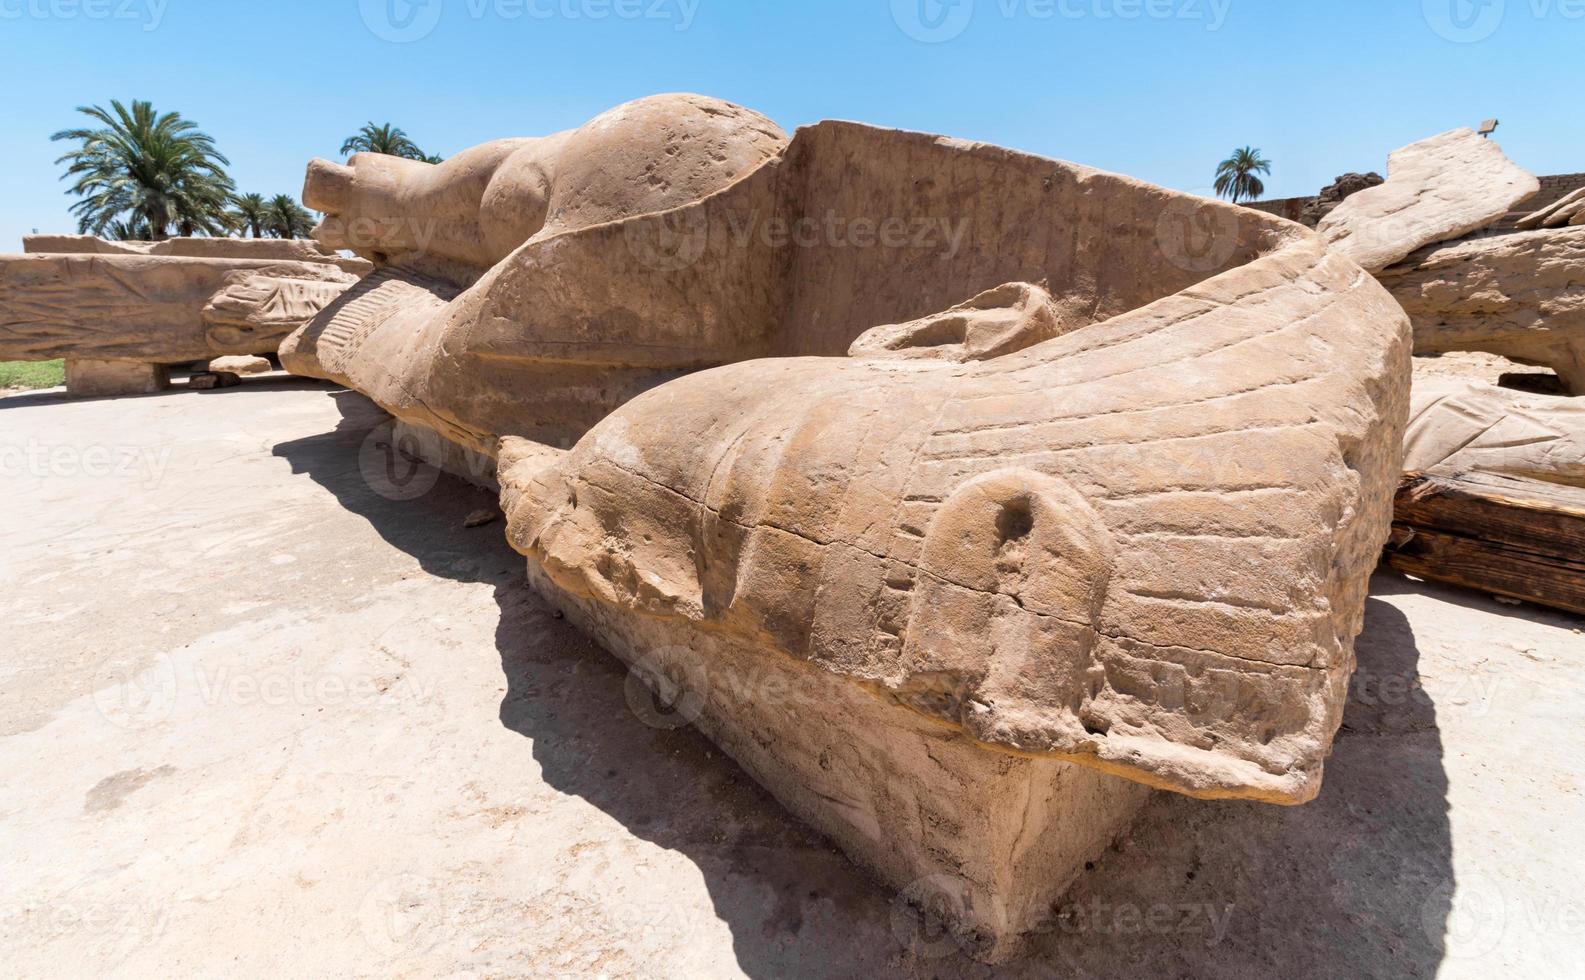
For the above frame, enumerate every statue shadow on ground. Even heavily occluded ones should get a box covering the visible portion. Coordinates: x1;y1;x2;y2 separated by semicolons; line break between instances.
271;391;1454;980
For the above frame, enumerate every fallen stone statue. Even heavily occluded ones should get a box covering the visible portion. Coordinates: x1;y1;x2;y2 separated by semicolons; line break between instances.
280;93;1411;958
0;235;370;395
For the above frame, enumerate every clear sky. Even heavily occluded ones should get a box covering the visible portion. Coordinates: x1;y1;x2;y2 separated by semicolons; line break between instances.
2;0;1582;248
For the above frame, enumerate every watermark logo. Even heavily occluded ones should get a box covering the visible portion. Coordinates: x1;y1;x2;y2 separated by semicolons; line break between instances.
0;440;172;489
892;0;976;42
358;874;450;958
624;208;711;273
890;874;1007;959
1422;0;1505;41
0;0;169;31
3;899;170;966
323;215;443;255
362;0;702;42
91;654;180;731
1154;190;1242;274
360;0;444;42
624;652;708;730
1426;875;1508;960
191;664;433;709
620;653;873;732
90;652;432;732
624;207;972;273
1424;873;1585;960
359;420;443;501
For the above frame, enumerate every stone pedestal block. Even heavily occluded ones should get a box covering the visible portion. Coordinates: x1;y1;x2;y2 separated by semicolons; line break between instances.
63;359;169;397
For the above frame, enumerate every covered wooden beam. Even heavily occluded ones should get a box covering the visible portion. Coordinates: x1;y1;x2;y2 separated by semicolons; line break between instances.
1386;471;1585;615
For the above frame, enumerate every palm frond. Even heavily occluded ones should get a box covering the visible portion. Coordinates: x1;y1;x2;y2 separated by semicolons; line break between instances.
51;99;235;239
1212;146;1274;204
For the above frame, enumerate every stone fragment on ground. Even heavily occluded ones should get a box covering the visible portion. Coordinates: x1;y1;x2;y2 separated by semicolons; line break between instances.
188;371;241;390
208;355;272;376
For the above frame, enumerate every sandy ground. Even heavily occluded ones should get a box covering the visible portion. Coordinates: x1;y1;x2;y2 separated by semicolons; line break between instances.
1;380;1582;979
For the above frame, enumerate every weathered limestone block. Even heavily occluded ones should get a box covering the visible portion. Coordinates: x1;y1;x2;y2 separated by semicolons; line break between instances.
502;231;1409;807
1379;227;1585;394
285;96;1412;958
1319;128;1540;273
0;246;364;370
207;355;272;376
1407;378;1585;486
63;358;169;396
286;93;790;449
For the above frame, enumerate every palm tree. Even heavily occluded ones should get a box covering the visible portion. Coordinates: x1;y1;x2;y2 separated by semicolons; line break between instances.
106;216;153;242
263;194;316;239
1214;147;1273;204
230;192;270;238
52;99;235;239
340;122;428;160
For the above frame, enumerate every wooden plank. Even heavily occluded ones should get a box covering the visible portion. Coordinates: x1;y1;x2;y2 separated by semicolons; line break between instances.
1422;470;1585;514
1388;471;1585;615
1385;528;1585;616
1394;471;1585;563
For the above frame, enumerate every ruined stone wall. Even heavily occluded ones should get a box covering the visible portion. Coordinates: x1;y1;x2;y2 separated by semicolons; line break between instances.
1243;196;1311;223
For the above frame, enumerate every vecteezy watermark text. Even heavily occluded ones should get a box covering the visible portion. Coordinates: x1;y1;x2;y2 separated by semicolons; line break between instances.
625;208;972;271
892;0;1233;43
92;651;434;731
0;440;171;489
360;0;700;43
726;210;971;255
889;871;1236;959
0;0;167;30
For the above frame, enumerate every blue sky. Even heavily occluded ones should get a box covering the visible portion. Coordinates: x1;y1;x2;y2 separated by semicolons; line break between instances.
2;0;1581;247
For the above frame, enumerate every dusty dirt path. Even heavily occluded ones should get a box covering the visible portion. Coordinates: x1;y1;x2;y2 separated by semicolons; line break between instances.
1;381;1580;978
